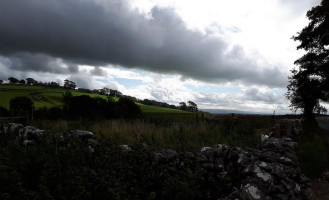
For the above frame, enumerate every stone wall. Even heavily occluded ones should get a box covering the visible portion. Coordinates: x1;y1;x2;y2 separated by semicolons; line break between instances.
0;121;315;200
154;137;314;200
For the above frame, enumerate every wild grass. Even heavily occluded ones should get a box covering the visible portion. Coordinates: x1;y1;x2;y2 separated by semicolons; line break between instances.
31;118;268;151
296;119;328;178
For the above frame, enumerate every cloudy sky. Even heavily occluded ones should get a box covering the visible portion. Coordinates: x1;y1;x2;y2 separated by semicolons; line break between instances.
0;0;322;114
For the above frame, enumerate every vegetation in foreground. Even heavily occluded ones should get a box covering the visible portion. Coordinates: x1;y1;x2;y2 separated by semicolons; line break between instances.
31;116;271;151
0;115;273;200
0;128;213;200
296;119;328;178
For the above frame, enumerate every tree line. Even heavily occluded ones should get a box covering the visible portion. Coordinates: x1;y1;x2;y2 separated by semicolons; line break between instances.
0;93;142;120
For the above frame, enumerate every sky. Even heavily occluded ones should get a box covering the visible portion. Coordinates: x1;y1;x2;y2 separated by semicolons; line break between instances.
0;0;322;114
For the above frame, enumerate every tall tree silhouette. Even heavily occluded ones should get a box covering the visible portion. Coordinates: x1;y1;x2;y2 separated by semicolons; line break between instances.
286;0;329;117
187;101;198;112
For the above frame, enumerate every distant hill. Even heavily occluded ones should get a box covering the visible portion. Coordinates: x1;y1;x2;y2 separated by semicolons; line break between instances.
200;108;271;115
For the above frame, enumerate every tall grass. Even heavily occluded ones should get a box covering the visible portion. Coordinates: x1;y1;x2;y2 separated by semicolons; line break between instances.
296;119;328;178
31;118;266;151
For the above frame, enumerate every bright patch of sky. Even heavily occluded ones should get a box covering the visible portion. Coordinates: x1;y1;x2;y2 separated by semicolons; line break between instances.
115;78;144;89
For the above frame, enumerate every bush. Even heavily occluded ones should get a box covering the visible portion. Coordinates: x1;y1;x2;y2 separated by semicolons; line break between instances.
0;106;10;117
10;96;33;118
116;97;141;119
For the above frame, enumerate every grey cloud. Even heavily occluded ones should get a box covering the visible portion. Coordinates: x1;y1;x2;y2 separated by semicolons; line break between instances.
69;74;94;89
194;93;239;108
0;0;286;87
193;90;287;113
243;88;283;103
91;67;107;76
0;58;65;84
2;53;79;74
105;82;122;91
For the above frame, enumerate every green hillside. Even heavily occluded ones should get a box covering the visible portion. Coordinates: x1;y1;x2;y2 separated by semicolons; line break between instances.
0;84;110;109
0;84;193;119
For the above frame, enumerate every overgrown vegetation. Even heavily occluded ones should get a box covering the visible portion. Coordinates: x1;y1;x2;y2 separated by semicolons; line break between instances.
0;129;215;200
31;116;274;151
0;115;274;200
296;119;328;178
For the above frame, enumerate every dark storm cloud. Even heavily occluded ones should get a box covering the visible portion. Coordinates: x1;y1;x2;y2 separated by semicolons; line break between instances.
0;0;286;87
6;53;79;74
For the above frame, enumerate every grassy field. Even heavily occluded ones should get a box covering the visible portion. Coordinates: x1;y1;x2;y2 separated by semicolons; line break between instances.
0;84;117;109
137;103;195;121
0;84;278;150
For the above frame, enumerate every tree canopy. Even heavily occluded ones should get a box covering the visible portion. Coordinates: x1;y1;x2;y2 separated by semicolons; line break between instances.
64;79;76;89
286;0;329;117
8;77;19;84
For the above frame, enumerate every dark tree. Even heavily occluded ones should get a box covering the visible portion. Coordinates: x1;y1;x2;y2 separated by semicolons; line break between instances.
187;101;198;112
286;69;323;116
116;97;141;118
78;88;92;93
8;77;19;84
0;80;3;84
286;0;329;117
64;79;76;89
0;106;10;117
19;79;26;85
67;95;107;119
10;96;34;118
179;102;187;111
48;81;60;88
100;87;110;95
110;89;123;97
26;78;37;85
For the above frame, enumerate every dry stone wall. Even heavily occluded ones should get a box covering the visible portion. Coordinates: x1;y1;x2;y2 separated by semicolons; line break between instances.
0;121;315;200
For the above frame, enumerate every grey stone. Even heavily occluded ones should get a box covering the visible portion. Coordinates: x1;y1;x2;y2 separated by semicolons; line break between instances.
0;123;315;200
323;171;329;181
201;146;212;152
243;184;263;199
119;144;132;152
